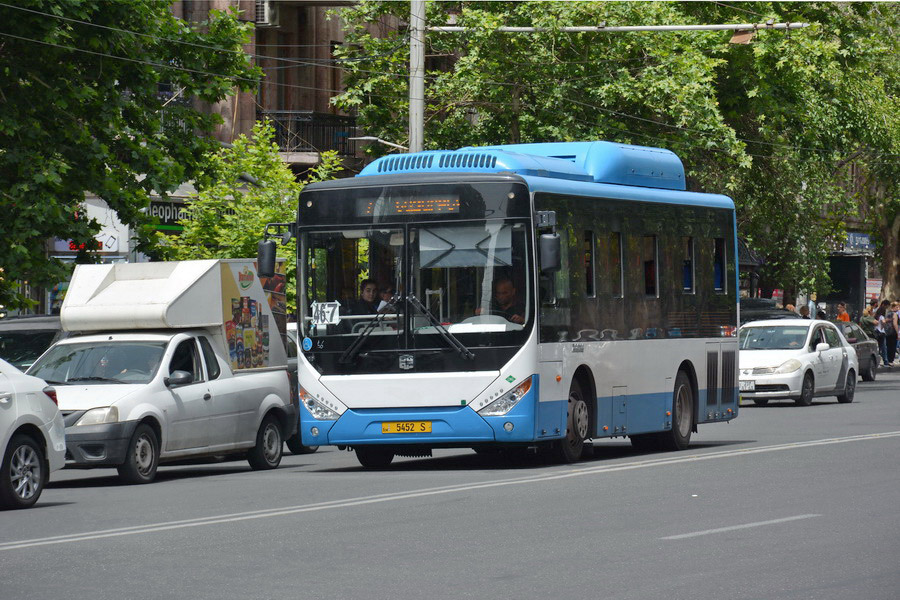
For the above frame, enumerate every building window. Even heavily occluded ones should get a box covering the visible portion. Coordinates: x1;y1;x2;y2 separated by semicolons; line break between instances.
584;231;595;298
714;237;726;292
682;236;694;293
643;235;658;297
609;231;623;298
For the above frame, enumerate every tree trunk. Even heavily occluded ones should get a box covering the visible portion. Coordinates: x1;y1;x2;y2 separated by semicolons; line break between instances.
881;212;900;300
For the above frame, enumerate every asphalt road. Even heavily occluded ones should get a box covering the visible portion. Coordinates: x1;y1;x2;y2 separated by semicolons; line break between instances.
2;369;899;600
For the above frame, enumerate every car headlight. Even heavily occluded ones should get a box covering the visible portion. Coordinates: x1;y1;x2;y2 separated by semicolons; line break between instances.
74;406;118;426
478;377;533;417
300;387;340;421
775;359;802;374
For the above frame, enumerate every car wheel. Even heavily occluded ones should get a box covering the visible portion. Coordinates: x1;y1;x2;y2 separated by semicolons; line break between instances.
285;433;319;455
837;370;856;403
0;434;46;509
795;372;814;406
117;424;160;484
861;355;877;382
753;399;769;406
355;446;394;469
248;415;283;470
555;381;590;463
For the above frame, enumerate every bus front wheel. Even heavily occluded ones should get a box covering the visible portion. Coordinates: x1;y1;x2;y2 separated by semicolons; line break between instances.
355;446;394;469
556;382;590;463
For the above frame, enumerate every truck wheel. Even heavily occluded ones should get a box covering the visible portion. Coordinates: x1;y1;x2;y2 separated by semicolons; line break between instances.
355;446;394;469
285;433;319;455
0;434;46;509
117;424;159;484
555;381;590;463
248;415;283;470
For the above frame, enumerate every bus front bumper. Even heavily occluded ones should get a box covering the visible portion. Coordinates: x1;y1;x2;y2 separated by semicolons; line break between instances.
300;402;538;447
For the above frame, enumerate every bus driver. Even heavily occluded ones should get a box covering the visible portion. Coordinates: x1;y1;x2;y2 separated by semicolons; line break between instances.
476;278;525;325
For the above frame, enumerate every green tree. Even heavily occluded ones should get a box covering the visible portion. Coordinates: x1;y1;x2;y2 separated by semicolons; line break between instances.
333;1;900;301
0;0;260;311
160;120;343;312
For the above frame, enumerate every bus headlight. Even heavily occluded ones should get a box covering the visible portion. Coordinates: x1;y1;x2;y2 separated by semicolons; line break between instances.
74;407;118;426
300;387;340;421
775;359;802;374
478;377;533;417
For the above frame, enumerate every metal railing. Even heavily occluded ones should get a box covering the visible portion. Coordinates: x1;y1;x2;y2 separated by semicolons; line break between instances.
258;110;357;155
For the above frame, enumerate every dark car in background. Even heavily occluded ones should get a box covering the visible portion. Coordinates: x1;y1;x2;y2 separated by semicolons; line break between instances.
740;298;797;326
834;321;880;381
0;316;72;370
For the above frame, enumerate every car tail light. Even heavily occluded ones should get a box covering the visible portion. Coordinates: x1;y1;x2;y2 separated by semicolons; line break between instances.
43;386;58;406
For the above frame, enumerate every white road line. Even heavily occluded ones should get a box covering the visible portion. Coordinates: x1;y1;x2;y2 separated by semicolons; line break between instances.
661;514;822;540
2;430;899;552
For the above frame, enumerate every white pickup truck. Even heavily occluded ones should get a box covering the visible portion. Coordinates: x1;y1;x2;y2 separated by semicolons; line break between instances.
28;259;296;484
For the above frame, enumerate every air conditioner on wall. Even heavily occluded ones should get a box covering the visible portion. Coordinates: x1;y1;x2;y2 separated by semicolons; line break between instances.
255;0;279;28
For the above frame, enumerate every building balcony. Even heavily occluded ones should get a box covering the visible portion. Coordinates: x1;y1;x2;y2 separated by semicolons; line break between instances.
258;110;357;157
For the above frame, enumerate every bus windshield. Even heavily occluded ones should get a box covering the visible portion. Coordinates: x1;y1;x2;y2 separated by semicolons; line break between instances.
299;219;532;374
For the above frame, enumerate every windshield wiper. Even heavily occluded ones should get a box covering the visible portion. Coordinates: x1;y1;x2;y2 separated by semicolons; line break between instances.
406;295;474;360
67;376;125;384
339;296;400;364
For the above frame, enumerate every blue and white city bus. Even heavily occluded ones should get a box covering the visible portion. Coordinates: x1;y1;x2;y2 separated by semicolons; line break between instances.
271;141;738;468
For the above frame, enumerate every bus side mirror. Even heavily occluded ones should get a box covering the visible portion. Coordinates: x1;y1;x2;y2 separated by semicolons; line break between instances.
539;233;561;273
257;240;277;278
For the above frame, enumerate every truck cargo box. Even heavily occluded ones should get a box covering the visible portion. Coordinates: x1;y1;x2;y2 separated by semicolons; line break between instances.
60;259;288;371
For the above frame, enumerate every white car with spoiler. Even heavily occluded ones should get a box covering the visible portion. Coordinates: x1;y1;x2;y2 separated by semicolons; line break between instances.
738;319;858;407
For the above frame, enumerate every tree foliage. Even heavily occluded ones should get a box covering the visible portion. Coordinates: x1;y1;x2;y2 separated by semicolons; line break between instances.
0;0;260;311
159;120;343;312
333;1;900;300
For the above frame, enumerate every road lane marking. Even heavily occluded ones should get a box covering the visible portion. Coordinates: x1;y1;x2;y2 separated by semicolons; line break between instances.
2;430;899;552
661;514;822;540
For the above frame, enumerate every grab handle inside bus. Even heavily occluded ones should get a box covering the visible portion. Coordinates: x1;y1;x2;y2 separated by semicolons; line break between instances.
539;233;561;273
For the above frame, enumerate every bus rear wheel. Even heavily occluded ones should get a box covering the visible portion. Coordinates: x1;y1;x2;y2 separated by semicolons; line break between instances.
656;371;694;451
355;446;394;469
556;381;590;463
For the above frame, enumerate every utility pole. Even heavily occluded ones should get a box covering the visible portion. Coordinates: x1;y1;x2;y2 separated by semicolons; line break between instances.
409;0;426;153
407;13;807;154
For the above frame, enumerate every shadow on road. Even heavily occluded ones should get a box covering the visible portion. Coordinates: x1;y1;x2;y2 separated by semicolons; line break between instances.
316;437;757;473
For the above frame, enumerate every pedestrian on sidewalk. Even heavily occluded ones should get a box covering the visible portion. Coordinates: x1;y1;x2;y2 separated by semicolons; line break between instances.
875;300;896;366
836;302;850;322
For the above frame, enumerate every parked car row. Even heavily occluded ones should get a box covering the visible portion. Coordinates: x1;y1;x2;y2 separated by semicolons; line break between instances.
738;318;880;407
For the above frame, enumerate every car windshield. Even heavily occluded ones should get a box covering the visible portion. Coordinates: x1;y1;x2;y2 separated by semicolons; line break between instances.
739;325;810;350
0;330;58;370
28;342;167;385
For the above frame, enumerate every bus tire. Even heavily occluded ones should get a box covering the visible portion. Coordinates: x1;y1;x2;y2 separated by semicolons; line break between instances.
656;371;693;451
355;446;394;469
556;381;589;463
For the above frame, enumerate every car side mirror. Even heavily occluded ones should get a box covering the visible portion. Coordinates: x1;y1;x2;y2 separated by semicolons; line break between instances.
815;342;829;353
164;370;193;387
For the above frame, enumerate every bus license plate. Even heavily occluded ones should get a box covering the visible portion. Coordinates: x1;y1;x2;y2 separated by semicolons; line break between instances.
382;421;432;434
739;380;755;392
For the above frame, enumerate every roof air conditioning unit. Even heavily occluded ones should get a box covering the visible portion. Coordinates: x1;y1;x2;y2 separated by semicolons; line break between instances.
255;0;279;28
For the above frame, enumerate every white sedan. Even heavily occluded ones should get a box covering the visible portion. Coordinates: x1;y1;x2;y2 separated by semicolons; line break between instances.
738;319;859;406
0;358;66;509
